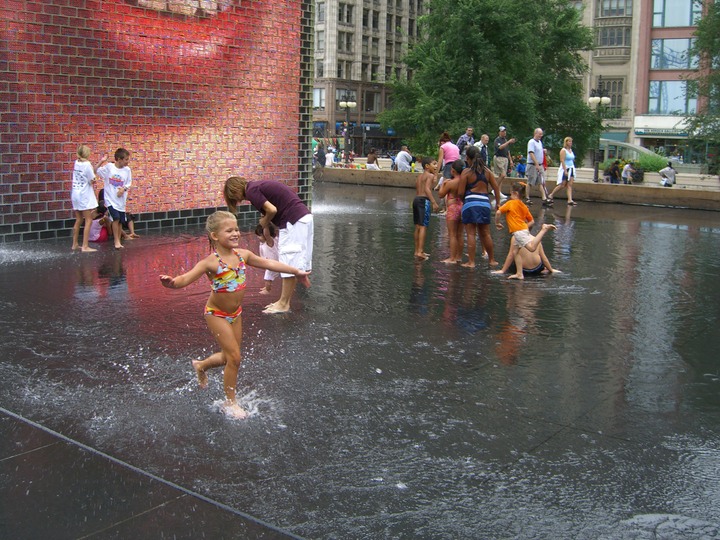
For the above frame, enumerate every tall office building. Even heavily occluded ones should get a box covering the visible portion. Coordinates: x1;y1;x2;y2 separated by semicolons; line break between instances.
311;0;424;154
580;0;706;168
312;0;710;168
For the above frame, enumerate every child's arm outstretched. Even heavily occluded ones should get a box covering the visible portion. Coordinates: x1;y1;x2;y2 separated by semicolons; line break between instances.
242;250;311;288
495;205;506;230
159;257;212;289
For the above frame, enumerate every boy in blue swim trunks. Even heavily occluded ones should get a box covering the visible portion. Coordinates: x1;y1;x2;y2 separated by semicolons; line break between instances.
413;156;440;260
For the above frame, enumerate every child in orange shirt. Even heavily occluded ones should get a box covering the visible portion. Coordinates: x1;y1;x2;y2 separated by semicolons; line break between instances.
494;183;555;279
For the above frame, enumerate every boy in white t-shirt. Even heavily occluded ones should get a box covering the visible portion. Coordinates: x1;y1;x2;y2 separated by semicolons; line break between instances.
97;148;133;249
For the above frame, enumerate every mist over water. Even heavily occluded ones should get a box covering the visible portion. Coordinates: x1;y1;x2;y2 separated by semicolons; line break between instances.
1;183;719;538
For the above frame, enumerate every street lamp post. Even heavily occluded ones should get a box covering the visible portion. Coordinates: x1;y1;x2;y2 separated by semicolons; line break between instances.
339;91;356;165
588;77;612;182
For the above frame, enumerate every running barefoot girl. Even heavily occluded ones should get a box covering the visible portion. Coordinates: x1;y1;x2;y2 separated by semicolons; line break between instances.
159;211;310;419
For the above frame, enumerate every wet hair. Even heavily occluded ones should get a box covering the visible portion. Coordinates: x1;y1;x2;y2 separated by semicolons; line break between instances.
114;148;130;162
465;145;486;179
206;210;237;246
254;221;277;238
77;145;91;160
451;159;464;175
224;176;248;214
421;156;434;170
439;131;451;144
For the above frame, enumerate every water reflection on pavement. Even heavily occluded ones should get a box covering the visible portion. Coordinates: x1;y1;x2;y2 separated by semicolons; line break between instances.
1;182;719;539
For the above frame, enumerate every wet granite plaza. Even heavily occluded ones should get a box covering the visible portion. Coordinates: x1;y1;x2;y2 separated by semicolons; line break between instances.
1;182;719;539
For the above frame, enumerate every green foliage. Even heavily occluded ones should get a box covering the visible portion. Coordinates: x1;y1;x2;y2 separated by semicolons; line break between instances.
686;1;720;144
379;0;600;158
636;153;673;172
600;153;668;173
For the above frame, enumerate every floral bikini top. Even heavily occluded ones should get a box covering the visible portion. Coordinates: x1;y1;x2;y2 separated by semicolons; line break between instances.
211;250;246;293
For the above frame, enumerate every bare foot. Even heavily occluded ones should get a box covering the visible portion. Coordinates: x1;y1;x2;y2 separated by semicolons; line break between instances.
508;273;524;280
222;402;249;419
441;258;459;264
259;288;271;295
491;270;505;275
263;302;290;314
80;247;97;253
129;233;140;238
114;244;124;250
414;253;429;261
461;262;476;268
191;360;208;388
71;245;80;251
488;260;499;267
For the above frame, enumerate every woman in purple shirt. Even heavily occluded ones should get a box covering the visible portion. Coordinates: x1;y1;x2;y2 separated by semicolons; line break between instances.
224;177;313;313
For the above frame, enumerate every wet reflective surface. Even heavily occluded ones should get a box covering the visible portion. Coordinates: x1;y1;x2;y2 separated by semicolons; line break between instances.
1;182;719;539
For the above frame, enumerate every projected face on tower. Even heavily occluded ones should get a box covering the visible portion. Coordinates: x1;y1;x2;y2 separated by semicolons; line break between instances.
2;0;303;212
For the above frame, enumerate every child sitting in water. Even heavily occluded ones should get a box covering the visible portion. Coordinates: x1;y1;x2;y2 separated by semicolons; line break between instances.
159;211;310;419
493;182;556;279
255;221;279;295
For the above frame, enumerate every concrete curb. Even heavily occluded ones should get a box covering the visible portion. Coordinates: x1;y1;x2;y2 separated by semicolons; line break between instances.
315;167;720;212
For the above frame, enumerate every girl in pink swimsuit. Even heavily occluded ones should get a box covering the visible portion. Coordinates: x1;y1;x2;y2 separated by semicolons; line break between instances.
439;159;466;264
160;210;310;419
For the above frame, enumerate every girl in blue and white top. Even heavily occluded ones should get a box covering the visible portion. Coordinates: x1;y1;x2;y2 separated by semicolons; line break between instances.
548;136;577;206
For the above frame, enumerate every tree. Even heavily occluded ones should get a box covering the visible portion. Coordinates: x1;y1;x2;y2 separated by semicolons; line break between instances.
379;0;599;162
686;0;720;172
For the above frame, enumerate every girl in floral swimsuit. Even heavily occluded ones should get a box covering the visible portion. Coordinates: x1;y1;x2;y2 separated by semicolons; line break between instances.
160;210;310;419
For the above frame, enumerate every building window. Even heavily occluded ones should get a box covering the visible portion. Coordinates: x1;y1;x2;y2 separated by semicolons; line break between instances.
648;80;698;114
598;77;624;111
362;36;369;55
597;26;631;47
315;60;324;78
651;39;698;69
338;3;354;24
597;0;632;17
316;31;325;51
363;9;369;28
653;0;701;27
365;91;381;113
337;61;352;79
372;11;379;30
371;63;379;81
371;37;379;58
313;88;325;110
396;16;403;35
316;2;325;23
336;89;357;110
338;31;354;53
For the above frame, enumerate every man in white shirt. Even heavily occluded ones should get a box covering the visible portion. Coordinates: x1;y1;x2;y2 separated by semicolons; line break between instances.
526;128;549;205
395;145;413;172
659;162;676;187
621;161;635;184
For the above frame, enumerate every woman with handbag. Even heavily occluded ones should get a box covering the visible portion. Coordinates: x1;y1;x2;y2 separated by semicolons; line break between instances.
548;136;577;206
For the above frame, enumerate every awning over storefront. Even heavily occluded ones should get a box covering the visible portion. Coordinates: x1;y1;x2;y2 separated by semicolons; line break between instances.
601;131;629;142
